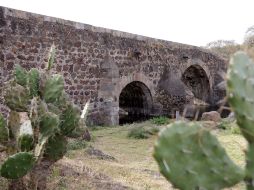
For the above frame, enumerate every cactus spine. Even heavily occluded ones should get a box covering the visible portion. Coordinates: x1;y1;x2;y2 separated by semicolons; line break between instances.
154;52;254;190
0;45;81;188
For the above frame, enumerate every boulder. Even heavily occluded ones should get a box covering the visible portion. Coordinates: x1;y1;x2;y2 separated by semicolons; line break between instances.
201;111;221;122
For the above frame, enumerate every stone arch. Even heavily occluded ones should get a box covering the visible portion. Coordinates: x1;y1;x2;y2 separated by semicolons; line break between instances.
119;81;153;124
181;64;210;102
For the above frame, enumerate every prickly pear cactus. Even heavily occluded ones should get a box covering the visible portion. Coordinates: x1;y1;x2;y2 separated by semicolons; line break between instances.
154;121;244;190
28;68;40;97
154;52;254;190
0;45;82;186
4;83;29;112
42;74;64;103
227;52;254;190
0;113;8;144
15;64;27;86
0;152;36;179
44;135;67;161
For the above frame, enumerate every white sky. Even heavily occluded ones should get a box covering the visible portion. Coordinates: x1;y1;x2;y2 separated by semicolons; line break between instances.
1;0;254;46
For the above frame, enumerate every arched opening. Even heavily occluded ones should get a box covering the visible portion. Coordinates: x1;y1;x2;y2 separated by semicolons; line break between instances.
181;65;210;101
181;65;211;119
119;81;152;124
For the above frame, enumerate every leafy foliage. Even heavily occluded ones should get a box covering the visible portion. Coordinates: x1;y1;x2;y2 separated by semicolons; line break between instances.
151;116;170;125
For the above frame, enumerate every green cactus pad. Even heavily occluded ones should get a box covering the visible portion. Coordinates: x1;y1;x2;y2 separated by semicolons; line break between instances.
15;64;27;86
227;52;254;142
0;113;8;144
47;45;56;70
44;135;67;161
28;68;40;97
59;103;80;135
19;134;34;151
39;112;59;138
0;152;36;179
54;92;69;108
154;121;244;190
4;84;29;112
42;74;64;103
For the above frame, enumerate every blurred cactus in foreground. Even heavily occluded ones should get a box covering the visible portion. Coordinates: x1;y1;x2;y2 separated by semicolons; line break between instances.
0;45;81;190
154;52;254;190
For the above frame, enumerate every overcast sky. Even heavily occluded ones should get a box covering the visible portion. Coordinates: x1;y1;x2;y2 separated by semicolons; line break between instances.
1;0;254;46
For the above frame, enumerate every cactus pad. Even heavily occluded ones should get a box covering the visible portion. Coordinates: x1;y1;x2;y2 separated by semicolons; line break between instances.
39;112;59;138
42;74;64;103
154;121;244;190
15;64;27;86
44;135;67;161
0;152;36;179
227;52;254;142
59;104;80;135
0;113;8;144
47;44;56;70
28;68;40;97
4;84;29;112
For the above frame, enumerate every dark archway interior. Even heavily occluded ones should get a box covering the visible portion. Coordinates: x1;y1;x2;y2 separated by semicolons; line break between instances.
119;81;152;124
181;65;210;101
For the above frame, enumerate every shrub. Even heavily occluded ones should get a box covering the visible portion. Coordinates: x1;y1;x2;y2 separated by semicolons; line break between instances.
67;139;87;151
218;119;242;135
128;126;159;139
151;116;170;125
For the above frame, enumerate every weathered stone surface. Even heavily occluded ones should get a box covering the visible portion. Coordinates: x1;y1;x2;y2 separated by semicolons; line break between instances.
201;111;221;122
0;6;227;126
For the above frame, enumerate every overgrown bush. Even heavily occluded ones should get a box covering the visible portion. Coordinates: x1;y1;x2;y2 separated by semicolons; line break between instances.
151;116;170;125
67;139;87;151
128;126;159;139
218;119;242;135
154;52;254;190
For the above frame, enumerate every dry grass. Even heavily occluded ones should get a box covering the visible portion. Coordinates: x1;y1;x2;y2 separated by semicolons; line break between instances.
46;120;247;190
0;120;248;189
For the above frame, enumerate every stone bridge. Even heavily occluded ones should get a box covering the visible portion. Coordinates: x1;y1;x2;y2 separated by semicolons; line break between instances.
0;6;227;126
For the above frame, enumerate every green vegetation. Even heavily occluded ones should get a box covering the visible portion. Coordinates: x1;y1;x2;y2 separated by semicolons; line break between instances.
218;119;242;135
0;46;83;189
153;52;254;190
128;126;158;139
151;116;171;125
67;139;87;151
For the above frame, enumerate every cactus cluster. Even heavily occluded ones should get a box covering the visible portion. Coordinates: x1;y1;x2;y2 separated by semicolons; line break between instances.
0;46;80;181
154;52;254;190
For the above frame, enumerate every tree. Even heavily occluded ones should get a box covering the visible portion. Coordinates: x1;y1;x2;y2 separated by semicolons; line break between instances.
205;40;241;59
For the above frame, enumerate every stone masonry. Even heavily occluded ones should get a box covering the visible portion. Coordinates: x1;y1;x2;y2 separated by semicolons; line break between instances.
0;6;227;126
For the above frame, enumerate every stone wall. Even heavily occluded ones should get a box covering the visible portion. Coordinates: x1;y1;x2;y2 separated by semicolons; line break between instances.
0;6;227;126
